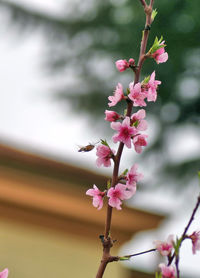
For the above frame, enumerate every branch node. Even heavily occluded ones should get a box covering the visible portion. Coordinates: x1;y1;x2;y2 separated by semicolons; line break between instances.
144;5;152;16
144;24;151;31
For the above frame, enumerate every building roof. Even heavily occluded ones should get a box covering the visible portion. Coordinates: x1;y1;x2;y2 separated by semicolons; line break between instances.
0;143;165;244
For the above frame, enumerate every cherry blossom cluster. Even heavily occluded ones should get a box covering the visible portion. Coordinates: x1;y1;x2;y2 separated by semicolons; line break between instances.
108;70;161;108
86;164;143;210
86;38;168;211
154;231;200;277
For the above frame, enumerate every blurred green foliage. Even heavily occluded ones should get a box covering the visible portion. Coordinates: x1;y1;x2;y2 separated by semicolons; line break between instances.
1;0;199;186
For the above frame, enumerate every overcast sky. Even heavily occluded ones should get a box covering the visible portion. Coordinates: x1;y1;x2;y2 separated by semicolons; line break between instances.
0;1;200;276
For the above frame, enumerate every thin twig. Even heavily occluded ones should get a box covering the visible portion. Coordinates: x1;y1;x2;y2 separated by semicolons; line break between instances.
168;195;200;266
150;0;154;7
122;248;156;259
175;254;180;278
182;195;200;237
139;0;146;7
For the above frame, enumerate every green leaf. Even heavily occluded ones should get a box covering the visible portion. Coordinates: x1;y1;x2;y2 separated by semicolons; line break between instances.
151;9;158;22
122;169;128;176
100;139;109;147
126;88;130;95
173;236;182;256
124;109;127;116
148;36;166;54
132;120;139;127
155;272;162;278
143;75;150;84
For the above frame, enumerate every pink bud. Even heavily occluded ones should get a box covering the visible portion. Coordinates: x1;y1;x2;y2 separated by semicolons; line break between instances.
105;110;120;122
115;59;129;72
128;58;135;66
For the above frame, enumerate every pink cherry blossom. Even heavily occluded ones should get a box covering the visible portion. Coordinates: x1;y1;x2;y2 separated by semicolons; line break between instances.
154;235;174;256
159;263;175;278
107;183;129;210
111;117;137;148
145;71;161;102
0;269;9;278
133;134;148;153
105;110;120;122
125;183;137;200
128;82;147;107
131;109;148;131
108;83;125;107
96;145;115;167
115;59;129;72
152;42;168;64
86;185;105;210
126;164;143;186
189;231;200;254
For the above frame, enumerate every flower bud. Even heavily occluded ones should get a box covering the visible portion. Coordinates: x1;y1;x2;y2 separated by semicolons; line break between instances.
105;110;120;122
115;59;129;72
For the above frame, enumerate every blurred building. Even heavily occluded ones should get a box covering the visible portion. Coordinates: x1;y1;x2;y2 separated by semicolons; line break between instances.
0;143;164;278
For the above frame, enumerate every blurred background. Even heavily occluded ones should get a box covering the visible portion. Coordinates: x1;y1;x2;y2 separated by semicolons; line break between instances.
0;0;199;277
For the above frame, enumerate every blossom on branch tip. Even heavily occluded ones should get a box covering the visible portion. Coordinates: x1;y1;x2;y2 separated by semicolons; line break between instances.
154;235;174;256
126;164;143;186
86;185;105;210
152;41;168;64
189;231;200;254
111;117;137;148
107;183;129;210
105;110;120;122
96;145;115;167
0;269;9;278
159;264;175;278
133;134;148;153
128;82;147;107
131;109;148;131
108;83;125;107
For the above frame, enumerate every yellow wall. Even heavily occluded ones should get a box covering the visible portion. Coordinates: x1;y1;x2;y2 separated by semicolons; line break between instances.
0;219;129;278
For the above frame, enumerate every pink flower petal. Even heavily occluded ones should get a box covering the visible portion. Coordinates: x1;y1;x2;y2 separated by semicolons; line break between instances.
0;269;9;278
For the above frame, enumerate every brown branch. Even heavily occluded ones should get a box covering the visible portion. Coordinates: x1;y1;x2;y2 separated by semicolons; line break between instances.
95;2;154;277
135;2;152;82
